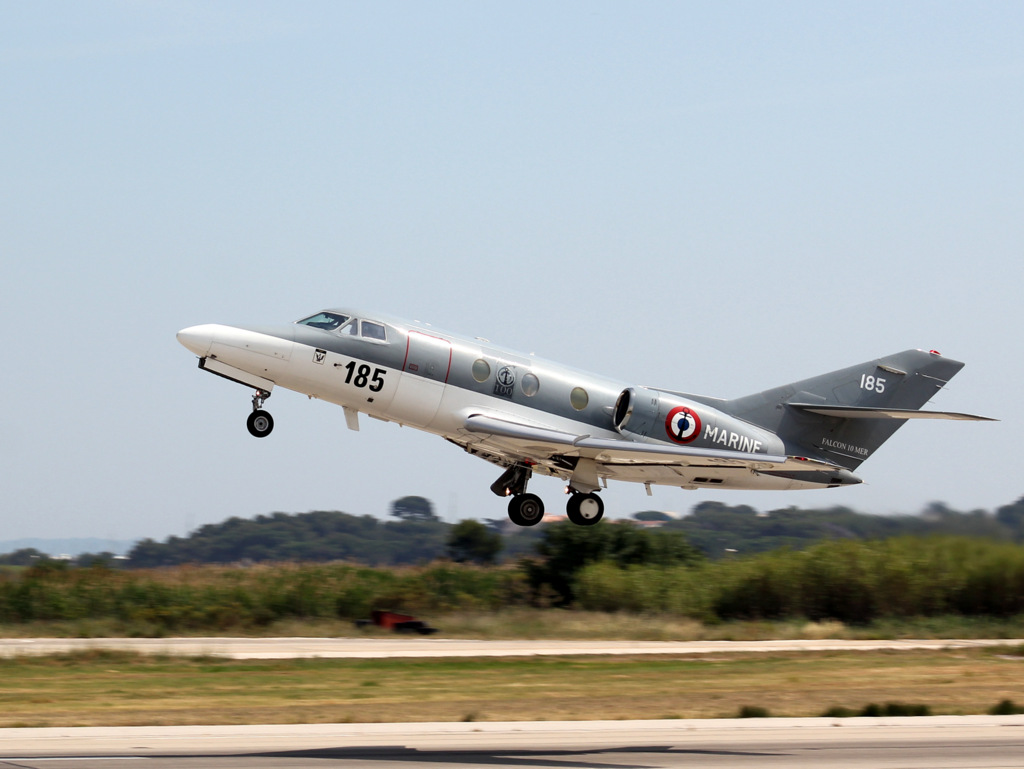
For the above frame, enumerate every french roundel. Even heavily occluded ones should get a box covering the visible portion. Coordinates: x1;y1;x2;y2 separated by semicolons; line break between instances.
665;406;702;444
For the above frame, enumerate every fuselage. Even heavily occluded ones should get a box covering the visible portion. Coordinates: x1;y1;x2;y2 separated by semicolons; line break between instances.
176;308;859;499
177;308;631;448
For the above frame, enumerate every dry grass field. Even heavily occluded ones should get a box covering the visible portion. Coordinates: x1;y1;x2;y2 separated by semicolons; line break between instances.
3;646;1023;727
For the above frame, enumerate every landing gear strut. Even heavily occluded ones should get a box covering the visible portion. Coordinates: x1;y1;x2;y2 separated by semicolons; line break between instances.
492;465;546;526
490;464;532;497
246;389;274;438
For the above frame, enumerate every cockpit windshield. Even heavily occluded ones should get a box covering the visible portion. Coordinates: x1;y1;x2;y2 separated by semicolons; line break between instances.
296;312;349;331
296;311;388;343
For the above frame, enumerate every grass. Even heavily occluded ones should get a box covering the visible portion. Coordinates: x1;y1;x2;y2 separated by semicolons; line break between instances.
2;646;1024;727
4;610;1024;641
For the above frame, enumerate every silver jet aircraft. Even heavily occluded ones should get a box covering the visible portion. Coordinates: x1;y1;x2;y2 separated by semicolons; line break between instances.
177;309;993;526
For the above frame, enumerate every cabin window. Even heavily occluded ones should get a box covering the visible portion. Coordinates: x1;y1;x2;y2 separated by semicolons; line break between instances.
361;321;387;342
472;359;491;383
521;373;540;397
570;387;589;411
297;312;349;330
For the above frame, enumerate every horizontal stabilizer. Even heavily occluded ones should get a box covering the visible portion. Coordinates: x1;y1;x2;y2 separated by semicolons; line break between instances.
789;404;997;421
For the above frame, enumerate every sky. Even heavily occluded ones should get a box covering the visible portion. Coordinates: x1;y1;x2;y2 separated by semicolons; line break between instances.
1;2;1021;544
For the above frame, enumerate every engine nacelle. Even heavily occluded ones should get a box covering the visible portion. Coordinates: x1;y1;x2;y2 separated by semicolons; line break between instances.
613;387;784;456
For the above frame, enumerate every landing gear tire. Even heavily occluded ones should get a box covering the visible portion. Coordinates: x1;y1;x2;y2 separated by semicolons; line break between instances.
507;493;545;527
566;492;604;526
246;410;274;438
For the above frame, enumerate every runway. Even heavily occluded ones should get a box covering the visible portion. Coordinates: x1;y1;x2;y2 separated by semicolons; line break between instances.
1;636;1020;659
3;717;1024;768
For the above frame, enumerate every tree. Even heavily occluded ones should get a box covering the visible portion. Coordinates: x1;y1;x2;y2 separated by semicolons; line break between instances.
527;521;703;605
126;510;450;567
446;520;502;564
389;495;438;522
0;548;48;566
996;497;1024;540
633;511;672;522
75;552;121;568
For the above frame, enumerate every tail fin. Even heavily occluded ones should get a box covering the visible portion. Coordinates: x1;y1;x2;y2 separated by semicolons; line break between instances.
724;349;993;469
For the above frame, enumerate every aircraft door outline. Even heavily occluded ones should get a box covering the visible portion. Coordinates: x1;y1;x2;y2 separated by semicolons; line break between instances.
388;330;453;426
403;330;452;383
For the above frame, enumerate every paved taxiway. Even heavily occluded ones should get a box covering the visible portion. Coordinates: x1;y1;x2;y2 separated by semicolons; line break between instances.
3;718;1024;768
1;636;1021;659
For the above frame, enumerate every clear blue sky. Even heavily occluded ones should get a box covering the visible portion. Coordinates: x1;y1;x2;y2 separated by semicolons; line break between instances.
1;2;1021;542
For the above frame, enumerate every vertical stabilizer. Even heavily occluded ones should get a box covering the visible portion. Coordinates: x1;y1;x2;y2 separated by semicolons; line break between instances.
724;349;970;469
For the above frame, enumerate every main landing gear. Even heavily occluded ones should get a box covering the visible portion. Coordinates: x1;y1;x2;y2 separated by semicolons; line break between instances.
508;493;545;527
566;491;604;526
246;389;274;438
492;465;605;527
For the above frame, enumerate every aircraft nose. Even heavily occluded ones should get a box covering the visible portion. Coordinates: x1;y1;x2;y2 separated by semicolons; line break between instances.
176;324;217;357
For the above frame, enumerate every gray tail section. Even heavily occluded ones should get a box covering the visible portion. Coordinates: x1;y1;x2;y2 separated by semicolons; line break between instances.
723;349;968;469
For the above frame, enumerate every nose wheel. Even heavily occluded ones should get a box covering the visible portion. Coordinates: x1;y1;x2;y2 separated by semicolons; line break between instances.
246;389;274;438
247;410;274;437
566;492;604;526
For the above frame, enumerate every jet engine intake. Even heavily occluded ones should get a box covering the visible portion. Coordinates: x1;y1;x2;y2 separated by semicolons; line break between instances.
614;386;680;440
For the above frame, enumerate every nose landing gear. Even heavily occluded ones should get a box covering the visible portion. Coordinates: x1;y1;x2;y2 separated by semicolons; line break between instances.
246;389;274;438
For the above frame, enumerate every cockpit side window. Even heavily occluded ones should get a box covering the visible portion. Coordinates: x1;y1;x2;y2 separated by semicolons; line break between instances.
361;321;387;342
297;312;349;331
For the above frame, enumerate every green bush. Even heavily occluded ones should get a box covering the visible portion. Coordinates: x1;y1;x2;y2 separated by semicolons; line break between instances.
989;699;1023;715
858;702;931;717
574;562;715;618
737;705;770;718
2;534;1024;631
0;561;529;632
821;706;857;718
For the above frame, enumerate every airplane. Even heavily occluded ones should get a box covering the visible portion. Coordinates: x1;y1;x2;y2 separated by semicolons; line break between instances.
177;309;995;527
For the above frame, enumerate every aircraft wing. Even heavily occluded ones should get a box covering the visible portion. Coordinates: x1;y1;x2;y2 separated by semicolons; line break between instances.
789;404;997;421
462;414;793;469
